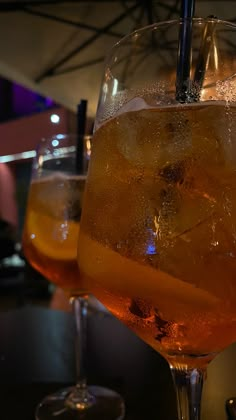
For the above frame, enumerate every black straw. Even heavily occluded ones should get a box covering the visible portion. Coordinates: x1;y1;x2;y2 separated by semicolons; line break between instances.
76;99;87;174
176;0;196;103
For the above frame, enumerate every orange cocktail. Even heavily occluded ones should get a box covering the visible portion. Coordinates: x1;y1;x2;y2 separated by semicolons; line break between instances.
23;174;86;296
78;101;236;365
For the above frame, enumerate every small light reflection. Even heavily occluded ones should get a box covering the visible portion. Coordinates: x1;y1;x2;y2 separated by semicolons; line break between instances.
38;155;44;166
112;78;118;96
52;139;59;147
213;40;219;70
84;135;92;159
145;228;158;256
147;243;156;255
50;114;60;124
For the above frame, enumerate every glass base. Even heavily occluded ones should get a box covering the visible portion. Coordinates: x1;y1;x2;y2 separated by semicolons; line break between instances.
35;385;125;420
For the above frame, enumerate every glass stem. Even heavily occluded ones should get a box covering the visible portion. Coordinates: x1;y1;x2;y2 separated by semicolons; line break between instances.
170;364;206;420
66;295;94;410
72;295;88;390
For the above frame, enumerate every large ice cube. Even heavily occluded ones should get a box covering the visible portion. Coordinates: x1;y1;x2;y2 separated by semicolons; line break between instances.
116;97;151;115
114;101;226;178
33;174;84;221
156;209;236;304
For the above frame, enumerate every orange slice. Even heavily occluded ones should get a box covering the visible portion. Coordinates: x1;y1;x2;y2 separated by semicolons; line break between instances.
27;210;79;261
78;231;220;313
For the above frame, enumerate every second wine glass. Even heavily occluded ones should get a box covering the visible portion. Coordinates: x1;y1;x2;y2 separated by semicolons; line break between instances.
22;133;125;420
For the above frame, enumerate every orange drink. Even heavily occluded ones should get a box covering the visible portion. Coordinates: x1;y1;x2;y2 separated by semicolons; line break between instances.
23;174;86;296
78;102;236;365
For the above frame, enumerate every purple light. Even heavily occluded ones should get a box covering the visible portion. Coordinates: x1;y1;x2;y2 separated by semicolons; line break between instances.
13;83;37;115
12;83;56;116
45;97;54;107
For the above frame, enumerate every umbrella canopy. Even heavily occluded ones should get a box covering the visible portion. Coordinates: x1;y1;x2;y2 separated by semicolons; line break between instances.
0;0;235;117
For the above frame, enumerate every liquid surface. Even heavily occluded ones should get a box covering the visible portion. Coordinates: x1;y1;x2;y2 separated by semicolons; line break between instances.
23;174;85;296
78;101;236;365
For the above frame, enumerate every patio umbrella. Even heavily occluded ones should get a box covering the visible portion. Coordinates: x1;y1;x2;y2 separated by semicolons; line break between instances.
0;0;234;117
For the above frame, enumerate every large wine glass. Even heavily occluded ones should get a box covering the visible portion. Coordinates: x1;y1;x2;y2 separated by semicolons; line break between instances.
22;133;125;420
78;18;236;420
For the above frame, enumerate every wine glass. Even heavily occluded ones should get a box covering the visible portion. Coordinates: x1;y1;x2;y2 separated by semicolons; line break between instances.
22;133;125;420
78;18;236;420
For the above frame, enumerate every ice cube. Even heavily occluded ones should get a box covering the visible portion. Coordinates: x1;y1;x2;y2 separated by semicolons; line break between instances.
115;100;228;175
35;174;78;220
157;210;236;303
148;153;219;249
116;97;151;116
115;104;192;171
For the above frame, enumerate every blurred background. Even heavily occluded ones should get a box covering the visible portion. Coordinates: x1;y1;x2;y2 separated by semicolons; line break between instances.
0;0;235;303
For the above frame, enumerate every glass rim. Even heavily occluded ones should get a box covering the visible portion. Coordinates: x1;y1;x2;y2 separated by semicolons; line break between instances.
109;17;236;54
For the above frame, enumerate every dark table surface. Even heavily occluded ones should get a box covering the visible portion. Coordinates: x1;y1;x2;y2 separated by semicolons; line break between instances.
1;295;236;420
